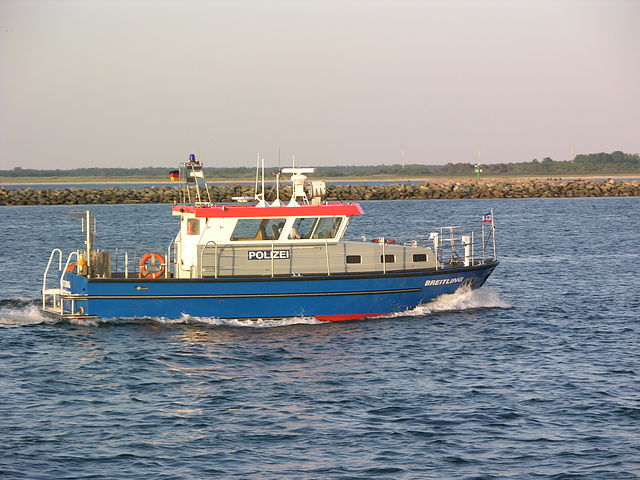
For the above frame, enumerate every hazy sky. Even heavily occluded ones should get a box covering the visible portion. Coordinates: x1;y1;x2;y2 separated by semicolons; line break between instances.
1;0;638;170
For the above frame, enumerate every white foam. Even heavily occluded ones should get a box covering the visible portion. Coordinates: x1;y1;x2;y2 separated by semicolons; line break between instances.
155;313;322;328
392;287;510;318
0;304;50;326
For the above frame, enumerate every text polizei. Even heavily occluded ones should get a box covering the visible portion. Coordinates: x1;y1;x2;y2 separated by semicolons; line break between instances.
248;250;291;260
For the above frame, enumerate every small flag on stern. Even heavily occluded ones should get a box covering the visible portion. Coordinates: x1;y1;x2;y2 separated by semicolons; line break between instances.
482;212;492;222
169;170;179;181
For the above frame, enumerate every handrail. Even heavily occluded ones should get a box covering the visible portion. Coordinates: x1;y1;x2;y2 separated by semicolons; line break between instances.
382;221;497;268
96;245;180;277
166;237;175;278
47;251;82;315
42;248;63;309
271;240;275;277
43;248;63;283
325;239;330;275
114;246;140;275
200;240;218;278
436;228;441;265
491;208;497;259
61;251;80;285
382;238;386;274
184;219;497;279
471;231;475;265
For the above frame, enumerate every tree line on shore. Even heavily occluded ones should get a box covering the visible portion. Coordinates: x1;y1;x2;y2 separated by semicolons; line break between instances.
1;151;638;179
437;151;640;176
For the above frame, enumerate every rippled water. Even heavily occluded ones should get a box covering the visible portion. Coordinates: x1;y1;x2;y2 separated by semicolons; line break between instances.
1;198;639;479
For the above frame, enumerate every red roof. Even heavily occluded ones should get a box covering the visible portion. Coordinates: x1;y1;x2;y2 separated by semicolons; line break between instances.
173;202;363;218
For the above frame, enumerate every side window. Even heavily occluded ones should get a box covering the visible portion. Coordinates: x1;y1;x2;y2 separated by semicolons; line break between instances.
413;254;427;262
267;219;286;240
346;255;361;264
380;254;395;263
290;218;317;239
311;217;343;239
231;218;286;241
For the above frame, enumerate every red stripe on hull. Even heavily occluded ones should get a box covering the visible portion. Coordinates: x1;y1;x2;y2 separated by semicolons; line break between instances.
315;312;388;322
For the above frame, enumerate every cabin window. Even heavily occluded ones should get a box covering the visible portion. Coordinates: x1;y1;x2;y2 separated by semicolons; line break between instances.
231;218;286;241
289;217;343;240
345;255;361;264
380;254;395;263
186;218;200;235
311;217;342;239
289;217;316;239
413;254;427;262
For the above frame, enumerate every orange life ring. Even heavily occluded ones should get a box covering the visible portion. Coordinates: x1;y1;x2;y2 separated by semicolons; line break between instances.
139;252;166;279
65;262;77;273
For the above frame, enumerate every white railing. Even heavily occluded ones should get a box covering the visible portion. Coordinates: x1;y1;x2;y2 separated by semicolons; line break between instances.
199;241;219;278
42;248;63;311
387;223;497;269
42;250;80;316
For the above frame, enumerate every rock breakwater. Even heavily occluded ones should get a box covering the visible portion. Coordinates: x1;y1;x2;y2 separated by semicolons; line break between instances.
1;179;638;206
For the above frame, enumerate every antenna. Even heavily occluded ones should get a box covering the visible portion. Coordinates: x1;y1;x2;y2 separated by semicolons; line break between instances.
252;155;267;207
402;145;405;170
261;157;265;206
254;153;260;201
272;147;283;206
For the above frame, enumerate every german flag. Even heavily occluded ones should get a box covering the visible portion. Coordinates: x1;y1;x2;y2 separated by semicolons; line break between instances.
169;170;179;182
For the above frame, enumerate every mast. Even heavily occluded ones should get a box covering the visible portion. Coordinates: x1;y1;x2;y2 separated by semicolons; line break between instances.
68;210;94;276
261;157;265;206
272;147;283;206
253;154;267;207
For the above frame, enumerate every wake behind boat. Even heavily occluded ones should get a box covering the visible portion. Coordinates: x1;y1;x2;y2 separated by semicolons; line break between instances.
42;154;499;322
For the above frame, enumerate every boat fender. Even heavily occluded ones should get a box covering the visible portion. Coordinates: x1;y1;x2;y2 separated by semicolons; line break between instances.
139;252;166;279
372;238;396;244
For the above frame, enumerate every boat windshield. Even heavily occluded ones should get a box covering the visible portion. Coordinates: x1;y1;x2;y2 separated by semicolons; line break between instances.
311;217;342;239
290;217;342;240
229;216;344;242
230;218;286;241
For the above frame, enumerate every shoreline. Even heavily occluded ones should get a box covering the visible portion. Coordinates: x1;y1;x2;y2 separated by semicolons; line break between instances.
1;174;639;186
2;178;639;206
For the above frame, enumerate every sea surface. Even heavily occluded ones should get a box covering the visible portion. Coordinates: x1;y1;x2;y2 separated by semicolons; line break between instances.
1;198;639;479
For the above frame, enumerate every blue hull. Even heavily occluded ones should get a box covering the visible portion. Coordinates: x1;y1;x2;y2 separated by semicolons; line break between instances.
60;261;498;321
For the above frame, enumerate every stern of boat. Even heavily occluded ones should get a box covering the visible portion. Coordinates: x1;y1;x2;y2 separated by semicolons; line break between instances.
42;248;93;319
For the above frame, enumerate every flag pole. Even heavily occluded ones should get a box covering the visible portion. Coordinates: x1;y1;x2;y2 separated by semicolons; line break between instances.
491;208;496;259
